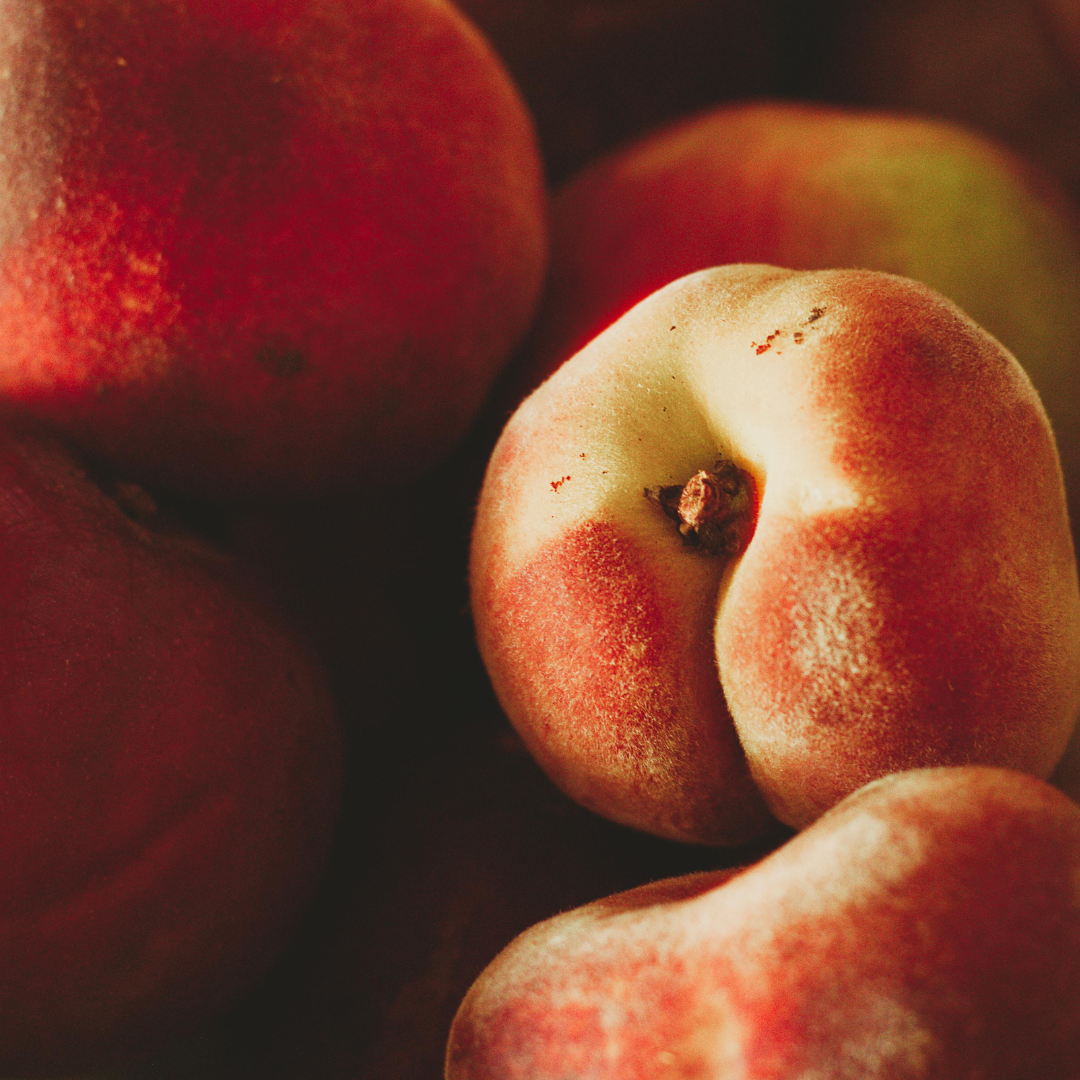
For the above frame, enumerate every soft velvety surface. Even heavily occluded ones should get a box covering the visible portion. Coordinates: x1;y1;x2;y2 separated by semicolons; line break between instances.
0;0;547;497
0;421;343;1074
448;767;1080;1079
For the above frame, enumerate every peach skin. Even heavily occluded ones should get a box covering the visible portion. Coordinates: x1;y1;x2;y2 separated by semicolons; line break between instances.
0;418;343;1075
0;0;547;498
446;766;1080;1080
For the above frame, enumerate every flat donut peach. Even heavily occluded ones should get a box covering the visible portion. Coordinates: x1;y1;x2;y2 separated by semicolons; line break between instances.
471;266;1080;842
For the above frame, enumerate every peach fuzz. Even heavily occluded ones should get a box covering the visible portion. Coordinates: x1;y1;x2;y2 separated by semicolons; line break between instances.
0;0;547;498
0;420;342;1074
515;102;1080;530
470;265;1080;843
446;766;1080;1080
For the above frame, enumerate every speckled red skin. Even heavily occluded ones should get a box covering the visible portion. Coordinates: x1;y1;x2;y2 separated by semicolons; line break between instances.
484;517;770;844
471;266;1080;840
0;420;343;1074
509;102;1080;531
0;0;547;498
447;767;1080;1080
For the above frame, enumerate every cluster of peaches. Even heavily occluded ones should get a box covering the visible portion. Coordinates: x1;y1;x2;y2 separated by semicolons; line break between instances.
0;0;1078;1077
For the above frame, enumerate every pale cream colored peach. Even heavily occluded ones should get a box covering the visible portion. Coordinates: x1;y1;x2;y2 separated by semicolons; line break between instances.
471;266;1080;840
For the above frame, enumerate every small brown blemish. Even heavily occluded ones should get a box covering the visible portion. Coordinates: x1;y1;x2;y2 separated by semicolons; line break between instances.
551;475;571;492
806;306;826;324
255;341;305;378
752;329;783;355
793;331;805;344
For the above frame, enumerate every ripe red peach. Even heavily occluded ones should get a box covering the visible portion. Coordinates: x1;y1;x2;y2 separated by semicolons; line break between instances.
447;767;1080;1080
0;419;342;1074
0;0;547;498
514;102;1080;529
471;265;1080;843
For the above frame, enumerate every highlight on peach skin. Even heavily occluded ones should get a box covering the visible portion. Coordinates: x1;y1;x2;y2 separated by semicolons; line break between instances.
446;766;1080;1080
470;264;1080;845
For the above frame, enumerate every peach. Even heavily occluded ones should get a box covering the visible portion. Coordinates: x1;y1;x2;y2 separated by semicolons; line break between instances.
0;0;547;498
0;419;342;1074
513;102;1080;530
446;766;1080;1080
470;265;1080;843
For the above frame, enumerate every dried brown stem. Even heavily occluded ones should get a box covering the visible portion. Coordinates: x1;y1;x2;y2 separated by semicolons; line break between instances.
645;458;754;557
